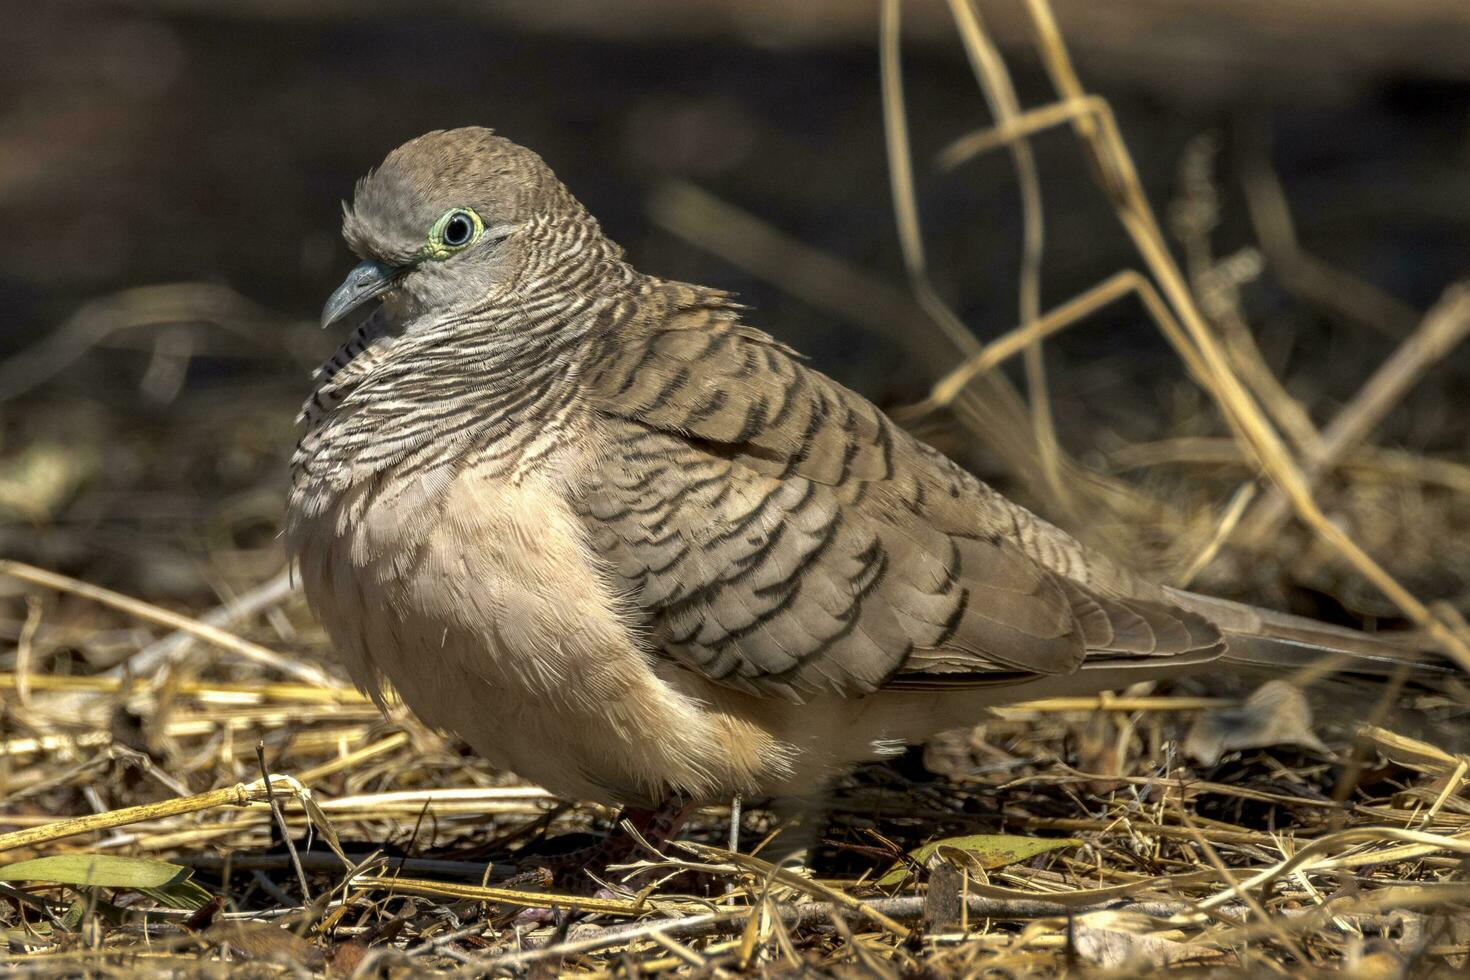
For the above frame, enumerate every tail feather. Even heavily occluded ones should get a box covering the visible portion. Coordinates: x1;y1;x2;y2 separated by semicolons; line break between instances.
1163;587;1451;676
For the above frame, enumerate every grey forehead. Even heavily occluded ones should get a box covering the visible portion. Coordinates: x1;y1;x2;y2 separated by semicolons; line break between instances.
341;129;550;258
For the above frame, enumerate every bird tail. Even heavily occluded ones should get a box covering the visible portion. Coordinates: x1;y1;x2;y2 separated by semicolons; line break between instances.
1162;587;1454;678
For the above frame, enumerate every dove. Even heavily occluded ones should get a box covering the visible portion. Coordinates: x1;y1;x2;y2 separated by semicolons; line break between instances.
288;127;1437;859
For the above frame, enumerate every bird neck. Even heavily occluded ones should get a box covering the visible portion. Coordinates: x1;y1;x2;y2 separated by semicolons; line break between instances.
293;209;641;499
292;274;624;503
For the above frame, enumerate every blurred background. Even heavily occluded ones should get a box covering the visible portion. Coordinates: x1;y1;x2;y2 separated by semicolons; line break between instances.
4;6;1470;962
3;0;1470;638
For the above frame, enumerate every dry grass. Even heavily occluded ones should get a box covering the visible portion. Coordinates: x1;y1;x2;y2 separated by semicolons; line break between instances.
5;0;1470;974
5;600;1470;974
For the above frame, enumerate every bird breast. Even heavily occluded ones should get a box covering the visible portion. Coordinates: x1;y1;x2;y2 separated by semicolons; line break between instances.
286;437;795;805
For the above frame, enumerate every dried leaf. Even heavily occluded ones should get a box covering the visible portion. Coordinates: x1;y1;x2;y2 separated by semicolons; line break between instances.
876;834;1081;887
211;923;325;968
1073;911;1221;969
1362;724;1464;775
297;790;349;865
1184;680;1326;765
329;940;370;977
923;860;965;931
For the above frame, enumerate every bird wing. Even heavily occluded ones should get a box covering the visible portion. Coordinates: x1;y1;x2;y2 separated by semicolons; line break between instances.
576;283;1223;701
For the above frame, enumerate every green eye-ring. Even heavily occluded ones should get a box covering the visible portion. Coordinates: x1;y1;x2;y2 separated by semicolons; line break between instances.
424;208;484;259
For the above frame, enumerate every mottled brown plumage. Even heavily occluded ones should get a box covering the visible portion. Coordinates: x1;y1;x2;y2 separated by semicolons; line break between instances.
288;128;1430;811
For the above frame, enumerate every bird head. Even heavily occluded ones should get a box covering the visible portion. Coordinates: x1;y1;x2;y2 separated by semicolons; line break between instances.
321;127;590;331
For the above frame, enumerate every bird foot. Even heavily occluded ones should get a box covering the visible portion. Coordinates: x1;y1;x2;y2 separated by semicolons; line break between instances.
523;792;695;885
509;794;696;927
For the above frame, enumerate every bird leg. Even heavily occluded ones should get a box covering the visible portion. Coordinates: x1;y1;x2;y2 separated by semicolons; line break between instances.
509;794;697;928
525;793;697;890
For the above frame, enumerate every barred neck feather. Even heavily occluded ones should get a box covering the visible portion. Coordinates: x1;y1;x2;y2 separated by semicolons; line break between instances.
290;212;635;511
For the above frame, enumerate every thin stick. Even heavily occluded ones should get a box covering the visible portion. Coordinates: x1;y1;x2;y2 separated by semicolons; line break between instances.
1001;695;1232;713
111;567;299;679
347;875;664;917
880;0;978;359
1174;481;1257;589
1013;8;1470;669
256;742;311;902
295;732;410;784
13;596;42;709
940;96;1108;171
679;841;912;939
946;0;1063;505
1235;282;1470;546
911;269;1211;416
0;672;365;704
0;560;337;688
0;777;300;853
1110;436;1470;487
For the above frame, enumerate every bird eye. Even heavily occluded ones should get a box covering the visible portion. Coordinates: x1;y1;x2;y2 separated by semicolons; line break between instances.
443;212;474;246
425;207;484;259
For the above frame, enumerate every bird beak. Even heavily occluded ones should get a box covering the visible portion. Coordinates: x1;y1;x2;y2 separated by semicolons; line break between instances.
321;260;402;329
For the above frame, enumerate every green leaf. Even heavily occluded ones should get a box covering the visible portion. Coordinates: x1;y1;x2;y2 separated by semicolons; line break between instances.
0;855;190;890
139;879;214;911
0;854;211;908
876;834;1082;887
59;898;86;932
5;923;55;946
